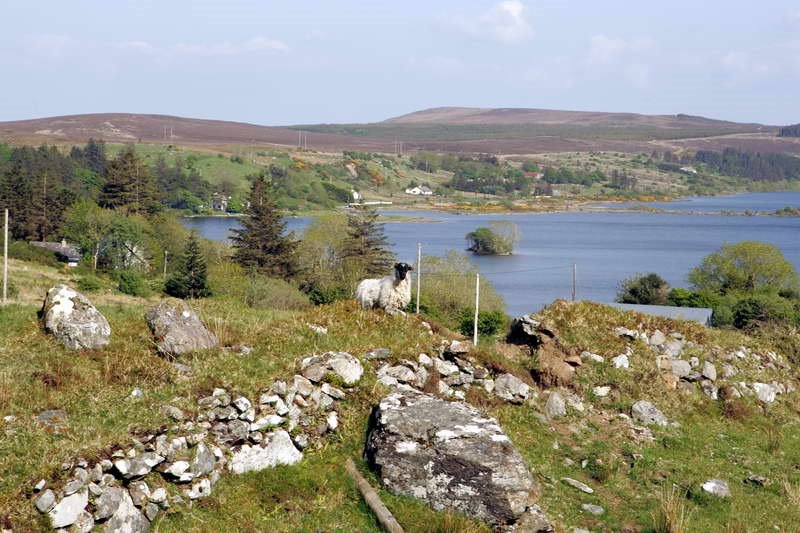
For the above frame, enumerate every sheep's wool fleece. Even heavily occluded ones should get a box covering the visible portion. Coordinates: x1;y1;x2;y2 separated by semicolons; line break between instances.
356;276;411;314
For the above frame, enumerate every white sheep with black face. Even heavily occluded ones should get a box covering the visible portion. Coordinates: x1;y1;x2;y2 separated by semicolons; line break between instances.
355;262;414;315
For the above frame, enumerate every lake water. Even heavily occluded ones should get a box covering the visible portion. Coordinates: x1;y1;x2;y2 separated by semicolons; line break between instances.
182;192;800;317
602;190;800;213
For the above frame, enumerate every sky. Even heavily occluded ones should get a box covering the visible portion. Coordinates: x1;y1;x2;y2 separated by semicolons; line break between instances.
1;0;799;125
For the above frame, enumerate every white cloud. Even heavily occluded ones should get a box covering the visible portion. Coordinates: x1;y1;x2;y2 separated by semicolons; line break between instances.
447;1;534;44
117;36;289;60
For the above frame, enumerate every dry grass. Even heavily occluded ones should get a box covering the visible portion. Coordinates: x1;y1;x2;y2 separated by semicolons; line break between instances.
782;480;800;506
651;486;693;533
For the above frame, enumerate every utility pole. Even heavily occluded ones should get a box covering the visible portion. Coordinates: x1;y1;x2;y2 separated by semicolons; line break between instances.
415;243;421;314
473;273;480;346
2;209;8;305
572;263;577;302
163;251;169;278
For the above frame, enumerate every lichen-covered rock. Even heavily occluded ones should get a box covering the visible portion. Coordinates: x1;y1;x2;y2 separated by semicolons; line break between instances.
631;400;668;427
145;301;218;357
300;351;363;385
103;488;150;532
48;489;88;528
365;389;538;526
41;285;111;350
494;374;530;404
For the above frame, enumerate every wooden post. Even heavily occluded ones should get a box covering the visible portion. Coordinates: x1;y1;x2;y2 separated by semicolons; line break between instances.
2;209;7;305
415;243;421;314
473;273;480;346
163;251;169;278
345;459;404;533
572;263;577;302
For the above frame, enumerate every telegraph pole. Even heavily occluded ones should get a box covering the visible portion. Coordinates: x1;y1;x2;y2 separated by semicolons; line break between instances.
572;263;577;302
415;243;421;314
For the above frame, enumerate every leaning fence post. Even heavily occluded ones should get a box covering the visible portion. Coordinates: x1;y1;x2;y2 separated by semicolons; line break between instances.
473;272;480;346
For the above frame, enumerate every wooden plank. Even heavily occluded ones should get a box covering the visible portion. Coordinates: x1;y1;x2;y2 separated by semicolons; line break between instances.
345;458;404;533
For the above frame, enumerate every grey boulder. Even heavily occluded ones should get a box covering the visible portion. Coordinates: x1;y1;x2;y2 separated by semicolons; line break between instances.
300;351;363;385
145;301;218;357
365;389;539;526
631;400;668;427
494;373;530;404
41;285;111;350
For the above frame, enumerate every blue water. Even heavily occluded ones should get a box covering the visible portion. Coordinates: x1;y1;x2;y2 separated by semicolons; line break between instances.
602;190;800;213
182;193;800;316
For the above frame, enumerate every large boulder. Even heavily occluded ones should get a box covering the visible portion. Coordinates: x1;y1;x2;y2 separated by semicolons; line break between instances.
365;389;539;527
41;285;111;350
145;301;218;357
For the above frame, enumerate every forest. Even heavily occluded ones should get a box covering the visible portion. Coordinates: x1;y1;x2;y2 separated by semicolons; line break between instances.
693;148;800;182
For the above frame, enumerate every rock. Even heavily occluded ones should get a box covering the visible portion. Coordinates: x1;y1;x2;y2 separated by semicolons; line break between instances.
445;340;471;356
300;351;363;385
494;374;530;404
507;314;557;347
545;391;567;418
611;354;629;369
144;301;219;357
514;505;555;532
631;400;668;427
149;487;168;504
434;358;459;377
103;488;150;532
379;364;417;385
722;364;738;379
614;326;639;340
144;502;160;521
72;510;94;532
326;411;339;432
365;348;392;360
663;340;684;358
581;503;605;516
35;409;69;434
701;380;718;400
48;489;88;528
753;382;777;403
307;323;327;334
130;388;144;399
418;353;433;367
581;351;604;363
321;383;346;400
189;442;216;476
745;475;769;487
185;478;212;500
593;386;611;398
251;414;285;431
128;481;150;507
229;430;302;474
365;389;538;526
94;487;124;521
63;479;84;495
701;479;731;498
35;489;56;513
671;360;692;378
41;285;111;350
561;477;594;494
232;396;252;413
161;405;185;421
34;479;47;492
649;330;667;346
682;371;702;383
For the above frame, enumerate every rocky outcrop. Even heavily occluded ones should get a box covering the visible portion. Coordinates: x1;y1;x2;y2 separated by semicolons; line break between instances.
41;285;111;350
144;301;218;357
365;388;539;527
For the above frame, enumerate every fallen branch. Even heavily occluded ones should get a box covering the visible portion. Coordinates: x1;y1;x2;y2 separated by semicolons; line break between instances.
345;458;404;533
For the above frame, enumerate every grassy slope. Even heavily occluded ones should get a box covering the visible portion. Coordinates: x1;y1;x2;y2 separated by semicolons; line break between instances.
2;260;800;531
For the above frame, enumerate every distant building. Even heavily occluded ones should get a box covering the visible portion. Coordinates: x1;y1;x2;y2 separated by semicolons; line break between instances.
212;193;230;212
404;185;434;196
30;240;82;267
351;190;362;201
608;303;713;326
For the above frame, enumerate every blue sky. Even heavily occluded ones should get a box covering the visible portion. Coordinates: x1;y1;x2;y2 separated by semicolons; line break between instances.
1;0;799;125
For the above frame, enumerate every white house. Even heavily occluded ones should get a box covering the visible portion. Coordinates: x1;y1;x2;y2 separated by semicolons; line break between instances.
404;185;434;196
351;190;362;201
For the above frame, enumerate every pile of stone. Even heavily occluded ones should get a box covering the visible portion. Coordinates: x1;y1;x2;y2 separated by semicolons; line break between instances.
372;340;532;405
33;351;364;531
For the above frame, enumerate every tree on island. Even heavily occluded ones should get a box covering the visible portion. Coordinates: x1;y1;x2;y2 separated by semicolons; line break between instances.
165;231;211;299
466;221;520;255
341;206;395;276
231;173;298;278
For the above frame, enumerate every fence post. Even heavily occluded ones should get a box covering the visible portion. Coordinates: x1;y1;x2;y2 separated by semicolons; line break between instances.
473;272;480;346
415;243;421;314
572;263;577;302
2;209;7;305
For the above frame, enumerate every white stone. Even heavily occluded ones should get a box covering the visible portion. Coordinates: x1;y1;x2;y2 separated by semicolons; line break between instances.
251;415;285;431
229;430;302;474
611;354;629;369
753;383;777;403
48;489;88;528
701;479;731;498
593;386;611;397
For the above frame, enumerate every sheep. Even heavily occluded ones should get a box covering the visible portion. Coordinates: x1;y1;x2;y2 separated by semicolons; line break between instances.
355;262;414;315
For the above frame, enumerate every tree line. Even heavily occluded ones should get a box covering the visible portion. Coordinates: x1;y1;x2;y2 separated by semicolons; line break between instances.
693;148;800;182
778;124;800;137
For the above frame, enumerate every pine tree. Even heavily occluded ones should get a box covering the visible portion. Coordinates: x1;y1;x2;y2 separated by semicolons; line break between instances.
165;231;211;299
99;147;160;215
341;207;395;276
231;173;298;278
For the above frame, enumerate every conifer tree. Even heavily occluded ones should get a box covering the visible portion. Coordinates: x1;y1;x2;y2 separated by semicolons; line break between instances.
99;147;160;215
231;173;298;278
341;207;395;276
165;231;211;299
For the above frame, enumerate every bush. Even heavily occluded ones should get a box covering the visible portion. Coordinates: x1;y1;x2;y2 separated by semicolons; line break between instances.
244;277;310;311
76;275;103;292
458;310;507;338
117;270;151;297
466;221;520;255
616;273;669;305
667;288;718;308
8;241;62;268
732;294;796;330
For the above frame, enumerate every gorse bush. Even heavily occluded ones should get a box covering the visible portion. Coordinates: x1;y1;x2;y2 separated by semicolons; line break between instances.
458;310;507;338
244;277;310;311
117;269;150;297
76;275;103;292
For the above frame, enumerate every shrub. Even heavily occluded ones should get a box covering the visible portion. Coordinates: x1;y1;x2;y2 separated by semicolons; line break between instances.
76;275;103;292
458;309;507;338
616;273;670;305
667;288;717;308
8;241;62;268
117;270;151;297
465;221;520;255
732;294;796;330
244;277;310;311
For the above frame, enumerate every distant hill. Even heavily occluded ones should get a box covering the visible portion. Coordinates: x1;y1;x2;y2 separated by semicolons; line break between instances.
384;106;769;130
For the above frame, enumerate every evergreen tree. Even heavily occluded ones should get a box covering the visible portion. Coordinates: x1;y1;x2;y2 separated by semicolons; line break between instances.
341;207;395;276
231;173;298;278
99;147;160;215
165;231;211;299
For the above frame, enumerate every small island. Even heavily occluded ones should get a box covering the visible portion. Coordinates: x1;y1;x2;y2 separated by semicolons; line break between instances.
466;221;520;255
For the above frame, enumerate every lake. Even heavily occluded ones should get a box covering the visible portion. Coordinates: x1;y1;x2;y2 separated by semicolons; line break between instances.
182;192;800;317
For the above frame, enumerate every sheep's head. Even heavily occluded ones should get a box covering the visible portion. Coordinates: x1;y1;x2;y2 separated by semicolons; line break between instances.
394;262;414;281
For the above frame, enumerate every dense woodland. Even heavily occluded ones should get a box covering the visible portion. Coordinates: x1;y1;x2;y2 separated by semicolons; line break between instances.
778;123;800;137
693;148;800;182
